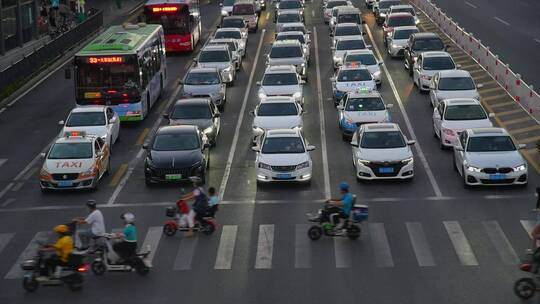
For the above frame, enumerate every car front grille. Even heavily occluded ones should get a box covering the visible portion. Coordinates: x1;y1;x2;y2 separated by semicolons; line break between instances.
153;168;192;177
271;165;297;172
481;167;513;174
52;173;80;181
365;161;405;177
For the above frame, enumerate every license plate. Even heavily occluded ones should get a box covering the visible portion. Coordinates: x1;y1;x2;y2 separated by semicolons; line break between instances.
165;174;182;180
379;167;394;173
276;173;292;179
57;181;73;187
490;174;506;180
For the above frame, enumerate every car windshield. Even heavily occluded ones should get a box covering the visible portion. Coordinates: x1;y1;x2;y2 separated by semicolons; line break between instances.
223;0;235;5
337;13;360;24
232;4;254;15
209;41;237;52
184;72;220;85
279;1;302;9
393;28;418;39
444;104;487;121
345;54;377;65
171;104;212;119
336;39;365;50
262;137;305;153
222;18;245;28
392;7;415;15
66;112;106;127
466;136;516;152
379;1;401;9
326;1;348;9
262;73;298;85
335;26;361;36
152;132;200;151
48;143;93;159
338;69;372;81
258;103;298;116
270;46;303;58
199;50;230;62
278;13;302;22
360;131;406;149
438;77;475;90
215;31;241;39
276;34;305;44
346;97;385;111
423;56;455;70
387;15;415;27
412;38;444;51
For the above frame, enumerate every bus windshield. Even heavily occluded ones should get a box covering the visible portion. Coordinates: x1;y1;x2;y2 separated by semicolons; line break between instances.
145;5;191;35
76;56;140;90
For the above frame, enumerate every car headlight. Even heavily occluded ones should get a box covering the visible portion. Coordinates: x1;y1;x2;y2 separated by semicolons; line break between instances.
297;161;310;169
358;159;371;166
40;168;51;178
391;44;399;49
221;10;228;16
258;162;272;170
373;70;381;77
415;19;420;25
79;166;96;178
253;126;264;133
203;126;214;135
514;164;527;172
333;56;342;63
466;165;481;173
223;66;232;73
292;92;302;99
258;90;267;99
401;157;413;164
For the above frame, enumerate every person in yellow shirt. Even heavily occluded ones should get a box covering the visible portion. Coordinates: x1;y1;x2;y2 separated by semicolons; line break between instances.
41;224;74;277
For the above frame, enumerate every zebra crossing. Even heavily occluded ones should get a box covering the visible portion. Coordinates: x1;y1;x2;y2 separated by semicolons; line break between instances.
0;220;536;279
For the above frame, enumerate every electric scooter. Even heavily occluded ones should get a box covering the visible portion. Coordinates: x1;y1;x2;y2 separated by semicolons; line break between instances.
514;248;540;299
306;197;368;240
90;233;151;276
162;206;217;236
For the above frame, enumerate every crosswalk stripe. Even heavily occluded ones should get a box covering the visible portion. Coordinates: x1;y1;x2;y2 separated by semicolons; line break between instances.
5;232;53;279
482;221;519;265
406;222;435;267
295;224;311;269
521;220;535;238
255;224;274;269
0;233;14;255
369;223;394;267
334;238;352;268
141;226;162;264
214;225;238;270
173;237;198;270
0;159;7;168
443;221;478;266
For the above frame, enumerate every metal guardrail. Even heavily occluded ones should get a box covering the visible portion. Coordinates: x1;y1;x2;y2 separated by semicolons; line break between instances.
0;10;103;97
409;0;540;122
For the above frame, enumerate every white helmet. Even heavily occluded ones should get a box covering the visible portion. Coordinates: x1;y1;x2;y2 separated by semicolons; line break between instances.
121;212;135;223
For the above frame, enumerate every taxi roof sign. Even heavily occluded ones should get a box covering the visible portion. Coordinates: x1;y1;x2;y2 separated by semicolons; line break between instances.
344;62;366;69
64;131;87;138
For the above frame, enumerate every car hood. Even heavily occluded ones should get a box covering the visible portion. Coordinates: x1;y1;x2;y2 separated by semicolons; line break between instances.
344;110;388;123
149;149;203;169
441;118;493;132
253;115;302;129
182;84;221;96
268;57;304;66
260;85;301;95
390;38;408;47
435;90;479;100
259;152;309;166
335;81;376;92
44;159;94;173
168;118;213;130
365;64;379;74
357;146;412;162
465;151;525;168
196;62;231;70
61;126;108;139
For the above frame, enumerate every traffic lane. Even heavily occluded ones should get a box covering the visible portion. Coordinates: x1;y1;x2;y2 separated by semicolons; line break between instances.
431;0;540;89
364;11;538;199
113;18;271;205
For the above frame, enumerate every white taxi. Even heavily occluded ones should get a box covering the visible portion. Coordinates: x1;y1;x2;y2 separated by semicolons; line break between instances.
39;131;110;191
332;64;377;105
59;106;120;151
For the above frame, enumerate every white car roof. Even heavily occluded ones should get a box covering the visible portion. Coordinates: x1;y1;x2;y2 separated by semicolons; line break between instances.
266;129;302;137
345;49;374;56
71;106;106;113
390;4;414;9
422;51;451;58
336;36;365;42
260;96;296;103
336;23;361;28
393;25;419;32
276;31;305;37
188;66;220;73
264;65;297;73
363;123;400;132
216;28;242;33
202;44;229;52
438;69;472;78
443;98;481;106
347;91;382;98
272;39;302;47
468;127;508;137
338;65;370;72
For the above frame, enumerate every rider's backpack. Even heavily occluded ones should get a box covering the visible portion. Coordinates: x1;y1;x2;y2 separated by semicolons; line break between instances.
193;190;209;214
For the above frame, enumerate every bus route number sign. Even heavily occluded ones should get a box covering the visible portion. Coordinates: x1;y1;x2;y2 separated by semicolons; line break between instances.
88;56;124;64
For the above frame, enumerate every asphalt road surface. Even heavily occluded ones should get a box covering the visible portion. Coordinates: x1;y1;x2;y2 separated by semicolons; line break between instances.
0;0;537;303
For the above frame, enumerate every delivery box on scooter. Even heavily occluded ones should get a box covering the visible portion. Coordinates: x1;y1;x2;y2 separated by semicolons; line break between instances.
352;204;368;223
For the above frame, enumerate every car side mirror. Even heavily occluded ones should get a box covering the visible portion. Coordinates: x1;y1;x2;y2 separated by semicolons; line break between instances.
329;32;333;37
378;61;383;66
64;68;71;79
109;117;117;124
350;141;359;147
142;144;149;150
330;77;336;82
455;146;463;151
40;152;46;158
251;146;260;152
256;81;261;86
456;64;462;69
219;3;223;6
405;46;410;50
97;152;105;157
429;84;436;90
488;113;495;118
366;44;372;48
445;45;450;51
203;143;210;149
518;144;526;150
330;46;335;50
362;20;366;24
362;32;367;35
477;83;484;89
407;140;416;145
386;104;393;109
249;110;255;116
300;80;306;84
307;145;316;151
163;114;169;119
336;105;344;110
58;120;65;126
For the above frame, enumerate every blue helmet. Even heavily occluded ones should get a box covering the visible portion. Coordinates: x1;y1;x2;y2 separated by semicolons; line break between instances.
339;182;349;191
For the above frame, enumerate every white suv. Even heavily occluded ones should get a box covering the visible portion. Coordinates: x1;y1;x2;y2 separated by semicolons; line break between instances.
253;129;315;183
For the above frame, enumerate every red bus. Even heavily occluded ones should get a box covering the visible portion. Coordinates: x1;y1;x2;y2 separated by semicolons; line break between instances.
144;0;202;52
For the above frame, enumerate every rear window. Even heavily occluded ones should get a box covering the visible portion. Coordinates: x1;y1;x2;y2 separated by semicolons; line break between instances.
393;28;418;39
278;13;302;23
412;37;444;51
336;39;366;50
279;1;302;9
326;0;348;9
215;31;241;39
276;34;305;44
387;15;415;27
379;0;401;9
270;46;303;58
199;50;230;62
233;4;254;15
392;7;415;15
335;25;361;36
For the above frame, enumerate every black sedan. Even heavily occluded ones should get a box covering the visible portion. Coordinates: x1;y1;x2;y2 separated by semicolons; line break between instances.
143;125;210;185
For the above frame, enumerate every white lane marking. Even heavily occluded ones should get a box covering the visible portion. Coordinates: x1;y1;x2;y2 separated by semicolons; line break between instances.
482;221;519;265
0;159;7;168
443;221;478;266
255;224;274;269
11;182;24;192
369;223;394;267
0;233;15;255
521;220;535;239
493;16;510;26
0;108;6;114
219;29;266;201
0;182;14;201
214;225;238;270
311;10;315;17
406;222;435;267
333;238;352;268
173;236;199;270
141;226;162;265
295;224;312;268
1;198;16;207
313;27;331;199
464;1;477;8
365;25;443;197
265;12;269;20
534;38;540;44
22;167;39;181
5;231;53;279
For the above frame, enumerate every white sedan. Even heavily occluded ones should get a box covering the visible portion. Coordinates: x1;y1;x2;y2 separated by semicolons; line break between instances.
429;70;482;108
59;106;120;151
413;51;458;92
337;91;392;139
251;96;303;143
433;98;494;149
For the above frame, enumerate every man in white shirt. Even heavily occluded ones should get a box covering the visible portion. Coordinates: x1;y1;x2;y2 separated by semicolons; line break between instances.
74;200;106;250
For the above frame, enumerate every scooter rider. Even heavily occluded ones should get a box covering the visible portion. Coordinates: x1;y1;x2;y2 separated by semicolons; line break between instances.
326;182;355;230
112;213;138;261
181;177;209;227
41;224;74;277
74;200;106;251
